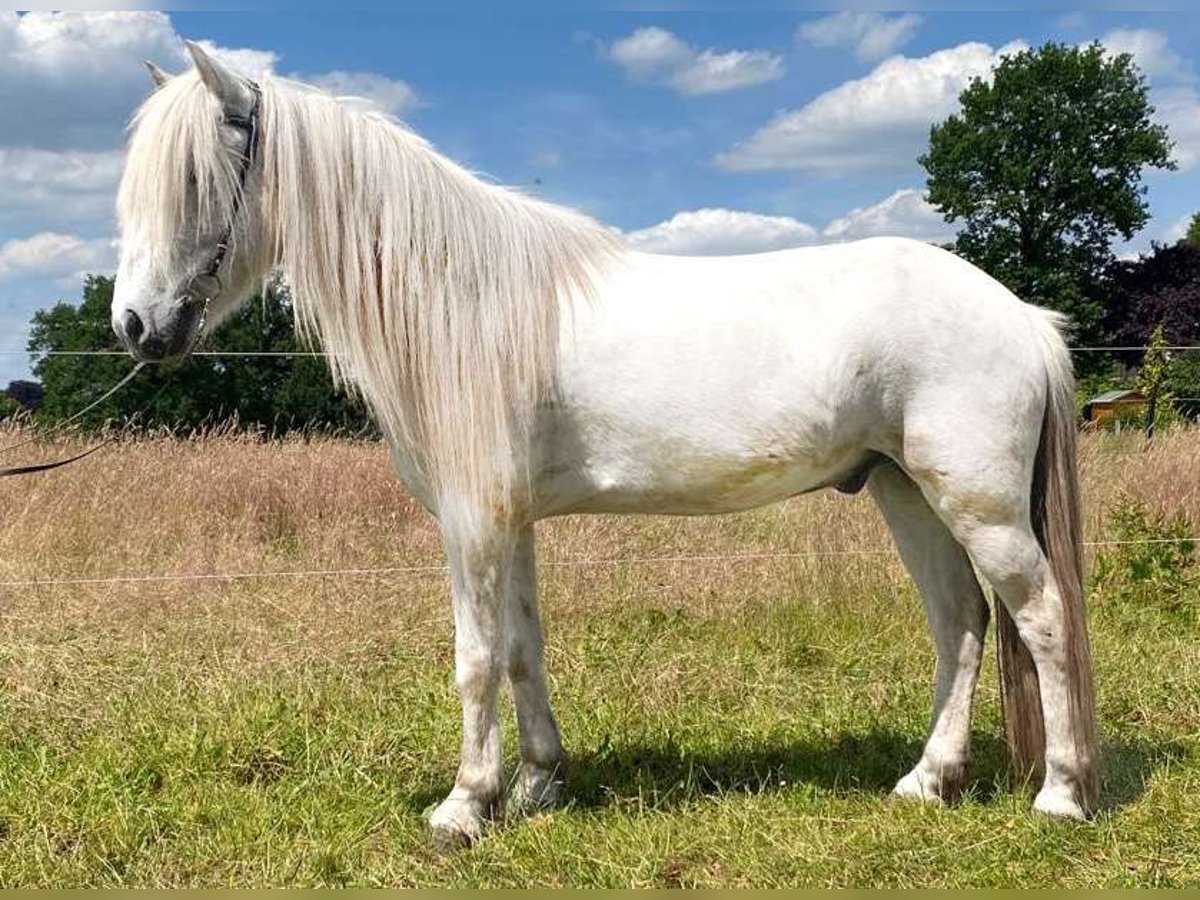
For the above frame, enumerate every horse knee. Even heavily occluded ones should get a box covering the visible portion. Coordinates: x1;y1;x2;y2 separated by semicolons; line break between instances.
456;647;501;699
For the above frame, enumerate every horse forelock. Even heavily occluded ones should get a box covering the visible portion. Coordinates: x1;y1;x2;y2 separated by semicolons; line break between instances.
118;72;246;273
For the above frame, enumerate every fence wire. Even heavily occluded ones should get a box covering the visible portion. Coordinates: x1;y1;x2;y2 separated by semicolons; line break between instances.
3;345;1200;358
0;342;1195;591
0;538;1193;590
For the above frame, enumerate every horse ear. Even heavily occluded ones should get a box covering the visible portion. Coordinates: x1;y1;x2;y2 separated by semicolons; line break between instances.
144;60;171;88
184;39;253;113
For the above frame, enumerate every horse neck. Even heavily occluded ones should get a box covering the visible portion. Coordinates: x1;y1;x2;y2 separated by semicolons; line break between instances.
259;81;614;516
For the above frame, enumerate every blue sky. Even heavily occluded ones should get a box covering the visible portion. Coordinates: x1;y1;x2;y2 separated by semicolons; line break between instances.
2;10;1199;385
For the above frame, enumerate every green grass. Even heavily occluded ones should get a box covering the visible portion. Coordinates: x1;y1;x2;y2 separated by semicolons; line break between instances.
0;429;1197;886
0;580;1195;887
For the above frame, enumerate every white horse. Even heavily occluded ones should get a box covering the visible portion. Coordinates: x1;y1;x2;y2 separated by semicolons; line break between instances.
114;44;1099;848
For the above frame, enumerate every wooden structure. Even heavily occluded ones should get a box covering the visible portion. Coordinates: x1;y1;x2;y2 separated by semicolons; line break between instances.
1082;389;1147;427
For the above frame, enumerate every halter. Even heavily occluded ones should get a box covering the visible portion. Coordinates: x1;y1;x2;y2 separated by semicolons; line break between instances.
178;79;263;349
0;81;263;479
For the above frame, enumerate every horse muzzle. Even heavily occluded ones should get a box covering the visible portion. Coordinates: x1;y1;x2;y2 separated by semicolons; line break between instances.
114;297;207;362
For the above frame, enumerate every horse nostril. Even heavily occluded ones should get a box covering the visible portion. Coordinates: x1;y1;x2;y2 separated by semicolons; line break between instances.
122;309;145;344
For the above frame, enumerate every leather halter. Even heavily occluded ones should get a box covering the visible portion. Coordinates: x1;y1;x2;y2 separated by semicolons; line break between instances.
178;79;262;325
0;82;263;479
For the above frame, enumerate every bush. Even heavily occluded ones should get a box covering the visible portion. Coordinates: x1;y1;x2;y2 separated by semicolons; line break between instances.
1090;494;1196;626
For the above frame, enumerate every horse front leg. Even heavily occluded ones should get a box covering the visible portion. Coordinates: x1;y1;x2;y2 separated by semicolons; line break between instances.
428;518;513;850
505;524;565;814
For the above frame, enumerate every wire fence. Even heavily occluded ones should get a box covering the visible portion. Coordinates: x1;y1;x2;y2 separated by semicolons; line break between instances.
3;345;1200;358
0;537;1194;590
0;340;1195;591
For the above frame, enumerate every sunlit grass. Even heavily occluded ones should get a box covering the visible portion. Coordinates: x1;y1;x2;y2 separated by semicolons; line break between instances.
0;424;1196;886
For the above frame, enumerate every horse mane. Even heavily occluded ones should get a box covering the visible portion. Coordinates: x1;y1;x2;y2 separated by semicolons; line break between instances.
122;72;621;522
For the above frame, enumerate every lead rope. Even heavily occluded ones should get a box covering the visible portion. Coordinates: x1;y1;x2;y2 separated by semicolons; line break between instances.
0;361;146;456
0;361;149;478
2;80;259;480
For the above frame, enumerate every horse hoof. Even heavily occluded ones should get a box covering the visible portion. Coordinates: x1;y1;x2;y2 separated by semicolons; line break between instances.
1033;785;1087;821
430;823;474;853
890;768;946;806
428;798;485;851
890;760;967;806
510;762;565;815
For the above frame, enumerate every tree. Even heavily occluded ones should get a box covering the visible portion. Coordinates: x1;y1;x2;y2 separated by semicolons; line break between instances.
1105;242;1200;348
921;42;1175;345
1137;325;1173;438
1183;212;1200;248
1103;241;1200;418
27;275;375;435
4;380;44;410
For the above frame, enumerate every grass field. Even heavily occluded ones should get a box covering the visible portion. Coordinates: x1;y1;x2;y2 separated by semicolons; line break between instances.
0;424;1197;887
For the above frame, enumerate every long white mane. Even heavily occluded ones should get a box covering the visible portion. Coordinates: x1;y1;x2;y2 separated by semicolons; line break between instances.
121;72;620;519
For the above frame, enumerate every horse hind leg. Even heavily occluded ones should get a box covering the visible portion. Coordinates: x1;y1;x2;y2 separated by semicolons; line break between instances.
869;461;989;804
901;428;1097;819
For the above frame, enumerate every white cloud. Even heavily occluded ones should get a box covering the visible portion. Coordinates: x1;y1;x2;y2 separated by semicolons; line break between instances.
0;149;124;231
625;208;818;255
0;11;180;80
624;189;956;255
0;12;414;151
0;11;188;150
0;232;115;282
1164;214;1193;244
307;70;419;116
607;26;784;95
1089;29;1200;171
0;12;420;240
608;26;692;77
190;39;278;80
822;189;955;244
798;13;922;63
0;13;277;149
1158;85;1200;170
1097;28;1191;83
672;49;787;95
718;40;1027;172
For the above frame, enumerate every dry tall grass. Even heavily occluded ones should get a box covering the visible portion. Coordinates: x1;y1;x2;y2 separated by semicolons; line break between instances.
0;424;1197;886
0;425;1196;705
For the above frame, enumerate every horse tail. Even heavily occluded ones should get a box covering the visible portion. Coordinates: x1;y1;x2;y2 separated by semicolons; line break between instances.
996;309;1099;810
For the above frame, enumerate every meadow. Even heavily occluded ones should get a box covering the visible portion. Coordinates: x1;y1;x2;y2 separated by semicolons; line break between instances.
0;424;1196;887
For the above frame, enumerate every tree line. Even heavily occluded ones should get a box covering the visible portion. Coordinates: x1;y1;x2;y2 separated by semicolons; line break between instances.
3;41;1199;432
3;276;375;435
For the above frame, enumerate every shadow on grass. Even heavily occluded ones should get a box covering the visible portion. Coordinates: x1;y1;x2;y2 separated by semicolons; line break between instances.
1100;735;1190;812
538;728;1188;814
563;729;991;811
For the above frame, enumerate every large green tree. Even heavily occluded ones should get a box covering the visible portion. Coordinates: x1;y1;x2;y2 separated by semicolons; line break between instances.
920;42;1175;344
27;275;375;435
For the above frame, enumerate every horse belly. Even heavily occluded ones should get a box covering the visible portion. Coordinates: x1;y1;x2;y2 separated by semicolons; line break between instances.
535;386;879;517
563;443;874;515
